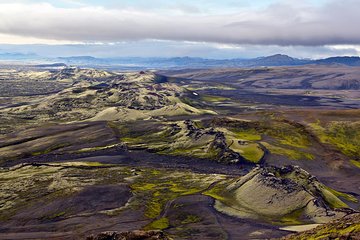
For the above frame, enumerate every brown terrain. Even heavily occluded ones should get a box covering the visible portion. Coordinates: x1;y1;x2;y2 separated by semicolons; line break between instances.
0;65;359;239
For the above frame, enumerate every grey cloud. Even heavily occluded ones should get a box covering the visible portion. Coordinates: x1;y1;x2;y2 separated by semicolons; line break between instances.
0;0;359;46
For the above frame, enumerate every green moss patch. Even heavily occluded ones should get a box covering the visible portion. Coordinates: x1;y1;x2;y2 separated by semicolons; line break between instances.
323;186;358;205
202;182;229;202
200;94;231;102
279;208;304;225
261;142;314;160
310;121;360;158
31;143;70;156
237;143;264;163
350;160;360;169
145;217;169;230
130;169;225;219
230;129;262;141
263;121;311;149
180;215;202;225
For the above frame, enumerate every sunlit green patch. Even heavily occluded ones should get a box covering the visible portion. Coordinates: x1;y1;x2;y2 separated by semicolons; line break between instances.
181;215;202;224
350;160;360;169
162;145;221;160
323;186;358;204
200;94;231;102
31;143;70;156
145;198;163;218
310;121;360;158
220;128;264;163
219;119;312;155
240;144;264;163
278;208;304;225
261;142;314;160
132;183;157;191
145;217;169;230
319;186;349;209
193;120;204;129
263;122;311;149
132;180;204;219
76;144;120;153
121;136;147;144
202;182;228;202
130;169;225;220
230;129;262;141
229;143;264;163
120;125;176;148
151;169;161;175
78;162;106;167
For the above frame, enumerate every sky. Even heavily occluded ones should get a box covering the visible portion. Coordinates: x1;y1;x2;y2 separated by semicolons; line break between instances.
0;0;359;59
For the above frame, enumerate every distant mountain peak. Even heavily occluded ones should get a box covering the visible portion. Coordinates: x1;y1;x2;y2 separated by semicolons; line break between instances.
315;56;360;66
249;54;305;66
58;56;97;60
0;52;38;60
262;54;296;60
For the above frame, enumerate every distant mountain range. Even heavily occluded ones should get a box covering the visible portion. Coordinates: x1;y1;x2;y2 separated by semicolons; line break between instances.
0;52;39;60
1;52;360;69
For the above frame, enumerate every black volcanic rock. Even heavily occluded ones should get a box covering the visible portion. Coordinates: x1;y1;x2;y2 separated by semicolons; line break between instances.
86;230;169;240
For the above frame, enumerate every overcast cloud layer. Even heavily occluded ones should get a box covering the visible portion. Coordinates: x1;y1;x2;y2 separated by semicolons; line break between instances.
0;0;359;46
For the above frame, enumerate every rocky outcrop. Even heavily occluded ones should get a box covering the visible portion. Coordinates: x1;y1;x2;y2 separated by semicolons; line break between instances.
86;230;170;240
213;166;355;223
184;120;244;163
211;131;243;164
